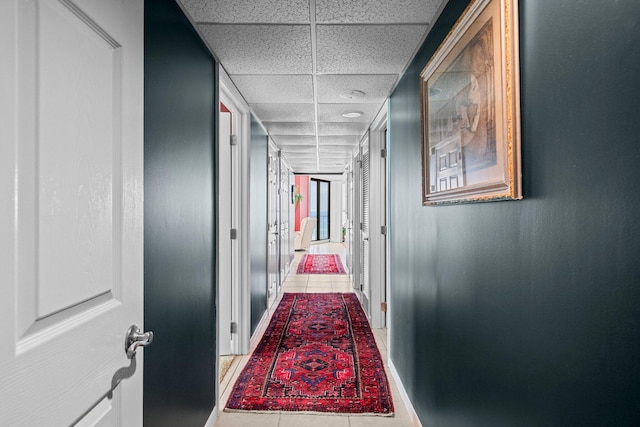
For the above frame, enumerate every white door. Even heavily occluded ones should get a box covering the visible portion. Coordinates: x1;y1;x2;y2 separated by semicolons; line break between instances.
0;0;144;425
360;148;371;317
219;111;233;355
267;146;279;308
346;164;353;273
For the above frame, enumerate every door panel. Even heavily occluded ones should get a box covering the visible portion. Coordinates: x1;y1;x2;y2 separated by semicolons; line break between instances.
0;0;144;424
219;112;233;355
361;149;371;316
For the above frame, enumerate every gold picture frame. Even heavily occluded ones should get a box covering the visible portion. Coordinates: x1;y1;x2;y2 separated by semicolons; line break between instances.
420;0;521;205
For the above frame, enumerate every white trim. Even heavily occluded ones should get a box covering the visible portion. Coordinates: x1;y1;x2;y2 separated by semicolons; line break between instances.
368;100;388;329
219;68;252;357
388;360;423;427
351;145;362;298
249;306;272;350
203;405;218;427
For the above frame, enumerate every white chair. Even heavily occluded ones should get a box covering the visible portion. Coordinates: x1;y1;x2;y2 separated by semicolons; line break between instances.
294;217;317;251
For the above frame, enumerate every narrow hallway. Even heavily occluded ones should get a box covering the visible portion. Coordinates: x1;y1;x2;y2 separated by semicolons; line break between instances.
215;243;414;427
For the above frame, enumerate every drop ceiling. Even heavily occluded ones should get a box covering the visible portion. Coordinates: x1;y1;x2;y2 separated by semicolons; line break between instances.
179;0;447;173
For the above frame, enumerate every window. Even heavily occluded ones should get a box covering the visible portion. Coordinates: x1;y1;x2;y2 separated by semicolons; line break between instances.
309;178;330;240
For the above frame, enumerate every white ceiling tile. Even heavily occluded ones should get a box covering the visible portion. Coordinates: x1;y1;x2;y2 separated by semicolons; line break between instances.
315;0;442;24
263;122;316;135
317;74;398;103
319;136;361;146
317;103;381;122
231;75;313;103
280;147;316;155
251;103;315;122
198;24;312;74
319;147;356;155
290;163;317;167
181;0;310;23
316;25;427;74
319;153;352;160
271;135;317;146
318;122;369;136
289;163;318;170
322;159;353;165
280;152;315;160
286;156;315;162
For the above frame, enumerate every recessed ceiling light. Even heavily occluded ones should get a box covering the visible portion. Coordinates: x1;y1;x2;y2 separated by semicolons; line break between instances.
339;89;365;100
342;111;362;118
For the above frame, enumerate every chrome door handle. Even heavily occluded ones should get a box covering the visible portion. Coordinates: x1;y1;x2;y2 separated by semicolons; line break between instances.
125;324;154;359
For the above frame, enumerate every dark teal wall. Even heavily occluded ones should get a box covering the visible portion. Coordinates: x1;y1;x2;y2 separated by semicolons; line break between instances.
144;0;216;425
250;114;268;334
389;0;640;426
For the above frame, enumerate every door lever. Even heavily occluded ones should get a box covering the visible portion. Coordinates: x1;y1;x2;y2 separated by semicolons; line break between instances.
125;324;154;359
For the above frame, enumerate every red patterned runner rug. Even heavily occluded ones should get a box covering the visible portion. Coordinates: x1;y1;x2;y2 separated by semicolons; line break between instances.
296;254;346;274
225;293;394;416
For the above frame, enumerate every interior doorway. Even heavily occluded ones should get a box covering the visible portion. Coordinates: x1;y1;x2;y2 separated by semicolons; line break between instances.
309;178;331;241
368;101;389;329
218;69;252;363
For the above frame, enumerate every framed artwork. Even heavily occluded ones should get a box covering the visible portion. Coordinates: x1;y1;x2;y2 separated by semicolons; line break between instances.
420;0;521;205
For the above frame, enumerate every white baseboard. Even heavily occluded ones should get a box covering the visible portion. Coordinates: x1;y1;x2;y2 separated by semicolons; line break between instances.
204;404;218;427
388;359;423;427
249;309;271;349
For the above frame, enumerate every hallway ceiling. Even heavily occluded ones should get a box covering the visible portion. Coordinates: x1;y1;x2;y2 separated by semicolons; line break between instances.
179;0;447;173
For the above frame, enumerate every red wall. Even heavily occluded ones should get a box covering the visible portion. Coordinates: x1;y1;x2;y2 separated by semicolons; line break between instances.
220;102;232;132
294;175;309;231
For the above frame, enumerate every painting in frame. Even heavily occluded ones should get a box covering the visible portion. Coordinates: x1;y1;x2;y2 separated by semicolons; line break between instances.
420;0;521;205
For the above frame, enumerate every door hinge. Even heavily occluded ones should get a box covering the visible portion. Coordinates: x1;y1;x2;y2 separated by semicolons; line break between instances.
381;148;387;158
230;228;237;240
360;284;364;291
360;222;363;231
230;322;238;334
381;302;387;313
381;225;387;235
230;135;238;146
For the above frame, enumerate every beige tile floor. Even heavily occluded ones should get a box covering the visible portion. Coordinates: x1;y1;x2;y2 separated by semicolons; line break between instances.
215;242;414;427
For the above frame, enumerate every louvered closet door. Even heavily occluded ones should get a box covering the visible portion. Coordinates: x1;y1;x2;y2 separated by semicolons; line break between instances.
361;150;370;316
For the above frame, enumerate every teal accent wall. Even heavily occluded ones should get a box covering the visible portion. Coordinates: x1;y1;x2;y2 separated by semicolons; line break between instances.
388;0;640;425
250;114;268;334
144;0;216;425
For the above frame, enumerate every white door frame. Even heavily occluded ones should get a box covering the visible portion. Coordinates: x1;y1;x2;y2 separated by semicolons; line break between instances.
218;110;233;357
368;100;389;329
351;142;362;298
218;68;252;360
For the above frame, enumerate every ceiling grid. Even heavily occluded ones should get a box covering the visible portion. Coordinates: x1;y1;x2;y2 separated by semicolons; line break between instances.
181;0;446;173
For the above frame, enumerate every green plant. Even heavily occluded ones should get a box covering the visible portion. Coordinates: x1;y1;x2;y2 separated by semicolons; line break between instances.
294;192;303;205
